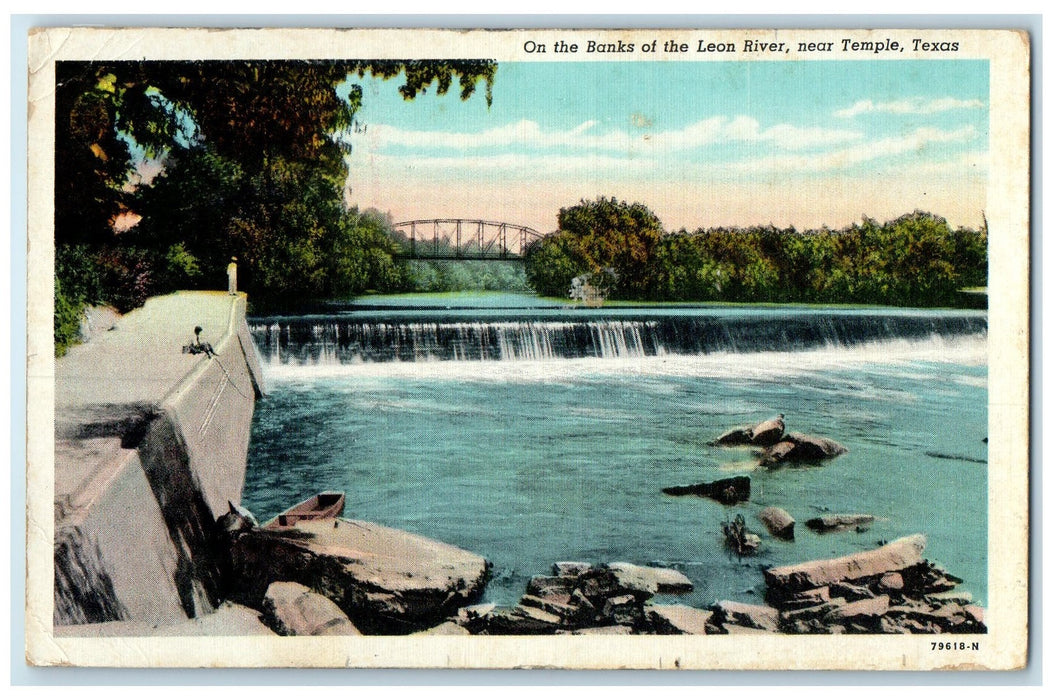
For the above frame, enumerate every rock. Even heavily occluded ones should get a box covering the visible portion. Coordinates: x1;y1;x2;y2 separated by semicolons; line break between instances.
927;590;973;604
646;604;712;634
576;568;625;603
708;426;753;447
758;506;795;540
885;598;985;634
229;518;491;634
527;575;579;598
483;605;564;634
602;594;642;627
878;572;905;592
897;561;964;595
606;562;694;594
749;414;786;446
662;475;751;505
552;561;592;577
762;441;797;466
710;600;780;632
764;534;927;603
569;589;599;623
567;625;634;635
519;593;580;623
964;605;985;625
780;586;831;610
779;599;845;627
723;623;775;635
410;620;471;636
828;581;876;602
455;603;496;623
260;581;361;636
823;595;890;626
805;514;876;533
761;433;848;466
217;500;258;537
453;603;498;634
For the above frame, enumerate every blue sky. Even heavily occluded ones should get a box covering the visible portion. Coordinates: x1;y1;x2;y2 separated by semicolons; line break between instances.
341;60;988;233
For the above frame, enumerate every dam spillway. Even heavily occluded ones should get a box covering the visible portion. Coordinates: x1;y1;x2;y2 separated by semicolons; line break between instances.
249;309;988;365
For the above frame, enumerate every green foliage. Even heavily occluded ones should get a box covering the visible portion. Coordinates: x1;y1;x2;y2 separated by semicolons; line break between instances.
525;197;664;298
524;232;586;298
526;203;987;307
322;209;409;298
555;197;664;298
54;277;85;357
54;243;107;355
405;260;530;293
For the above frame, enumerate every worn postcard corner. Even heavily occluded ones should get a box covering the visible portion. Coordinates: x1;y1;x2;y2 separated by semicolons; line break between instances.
26;25;1030;671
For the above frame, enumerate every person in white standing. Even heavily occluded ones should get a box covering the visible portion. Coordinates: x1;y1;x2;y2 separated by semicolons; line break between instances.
227;257;238;295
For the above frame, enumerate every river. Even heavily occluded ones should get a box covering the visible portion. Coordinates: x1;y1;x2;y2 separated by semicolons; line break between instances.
243;292;988;610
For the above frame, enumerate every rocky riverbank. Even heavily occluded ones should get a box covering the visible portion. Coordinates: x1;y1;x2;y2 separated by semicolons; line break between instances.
206;504;984;637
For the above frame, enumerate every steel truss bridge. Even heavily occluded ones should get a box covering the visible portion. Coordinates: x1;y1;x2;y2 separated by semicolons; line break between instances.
392;219;544;260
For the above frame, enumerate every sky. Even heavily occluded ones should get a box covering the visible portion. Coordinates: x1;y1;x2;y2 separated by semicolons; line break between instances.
340;59;989;234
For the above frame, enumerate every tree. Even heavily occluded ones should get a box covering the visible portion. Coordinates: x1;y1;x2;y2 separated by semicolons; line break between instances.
523;232;584;298
53;59;497;320
525;197;665;299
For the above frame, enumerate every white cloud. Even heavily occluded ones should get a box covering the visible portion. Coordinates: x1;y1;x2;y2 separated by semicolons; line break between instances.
835;97;985;118
725;125;979;174
629;115;858;152
352;125;978;180
347;116;862;155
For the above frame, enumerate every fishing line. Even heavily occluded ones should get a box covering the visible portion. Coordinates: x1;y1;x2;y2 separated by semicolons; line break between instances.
211;354;254;400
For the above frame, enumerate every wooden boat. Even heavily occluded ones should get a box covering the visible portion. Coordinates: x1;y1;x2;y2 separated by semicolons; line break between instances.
265;491;345;528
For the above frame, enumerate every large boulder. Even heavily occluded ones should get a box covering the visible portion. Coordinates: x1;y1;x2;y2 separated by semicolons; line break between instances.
710;600;780;632
708;415;785;447
762;433;848;466
646;604;712;634
260;581;360;636
606;562;694;594
805;514;876;533
707;426;753;447
758;506;796;540
552;561;592;577
764;534;927;603
229;518;491;633
662;475;751;504
749;414;786;446
482;605;564;635
823;595;890;627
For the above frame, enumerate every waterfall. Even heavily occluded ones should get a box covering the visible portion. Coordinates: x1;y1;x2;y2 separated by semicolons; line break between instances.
249;312;987;366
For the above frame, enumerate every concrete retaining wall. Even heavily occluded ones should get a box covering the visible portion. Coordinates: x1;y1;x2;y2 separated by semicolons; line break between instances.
53;292;264;627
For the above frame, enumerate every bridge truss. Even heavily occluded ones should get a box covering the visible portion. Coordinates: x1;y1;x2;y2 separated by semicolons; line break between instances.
392;219;544;260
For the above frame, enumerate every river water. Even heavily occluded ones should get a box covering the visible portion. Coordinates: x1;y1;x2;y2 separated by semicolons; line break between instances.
244;293;988;609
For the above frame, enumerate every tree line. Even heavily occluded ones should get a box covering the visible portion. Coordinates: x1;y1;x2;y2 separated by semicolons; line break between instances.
525;197;987;307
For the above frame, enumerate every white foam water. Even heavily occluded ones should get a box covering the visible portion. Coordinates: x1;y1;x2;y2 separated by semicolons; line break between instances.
259;332;987;386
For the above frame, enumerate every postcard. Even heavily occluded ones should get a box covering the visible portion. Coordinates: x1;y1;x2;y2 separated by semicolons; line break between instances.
25;26;1030;670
